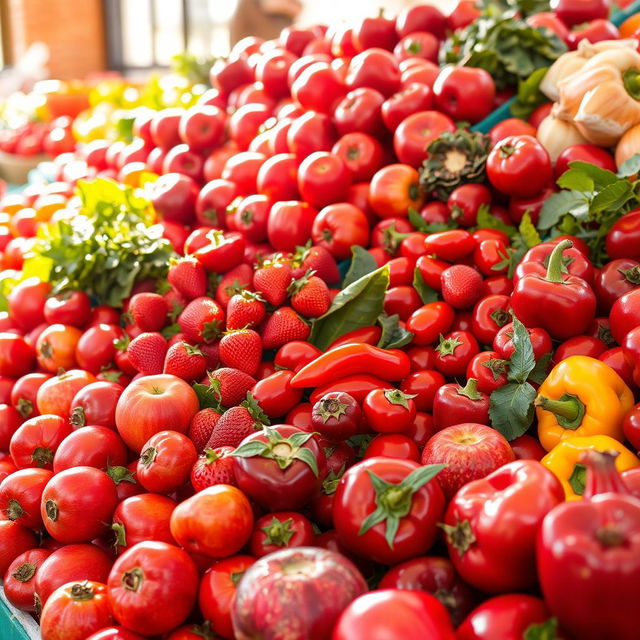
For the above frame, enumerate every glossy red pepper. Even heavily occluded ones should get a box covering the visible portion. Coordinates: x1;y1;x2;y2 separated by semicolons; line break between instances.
511;240;596;340
593;258;640;313
513;241;594;285
406;346;437;371
606;287;640;345
423;230;476;262
471;294;511;346
291;343;410;388
443;460;564;593
309;374;387;404
432;378;489;431
599;347;636;389
327;326;382;349
553;335;607;364
538;450;640;640
273;341;322;372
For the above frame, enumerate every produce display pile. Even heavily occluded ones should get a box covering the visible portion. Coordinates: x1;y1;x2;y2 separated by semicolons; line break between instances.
3;1;640;639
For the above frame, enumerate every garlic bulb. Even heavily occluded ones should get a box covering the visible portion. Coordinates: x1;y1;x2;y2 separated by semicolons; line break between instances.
615;123;640;169
537;114;589;162
555;65;620;121
540;52;589;102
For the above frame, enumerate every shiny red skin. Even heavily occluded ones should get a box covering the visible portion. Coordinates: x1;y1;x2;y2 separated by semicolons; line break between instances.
415;254;448;290
43;291;91;327
149;173;198;225
346;48;400;97
354;12;397;51
333;590;456;640
199;555;256;639
457;594;561;640
384;285;422;321
610;288;640;344
514;241;594;286
221;151;265;194
554;335;607;363
312;203;369;260
448;184;492;228
233;547;367;640
309;374;387;405
0;404;23;450
3;547;51;611
267;200;318;252
552;0;609;27
256;153;298;202
85;628;145;640
382;83;434;131
75;324;122;374
69;381;123;430
287;110;337;162
232;194;271;242
606;209;640;261
298;152;351;209
41;466;118;543
111;494;177;554
400;369;445;413
508;188;554;225
249;511;314;558
493;323;553;361
10;414;72;470
486;135;552;198
7;278;50;331
251;370;303;419
623;403;640;450
363;388;417;434
379;556;478;626
332;133;384;182
510;434;546;461
594;258;640;313
466;351;509;394
407;302;456;346
489;118;536;147
394;32;439;62
444;460;563;593
538;493;640;640
0;467;52;529
311;391;361;441
0;333;35;378
432;382;490;431
233;426;325;511
334;457;445;565
471;295;511;346
53;426;127;473
107;541;198;636
433;67;495;124
480;275;513;297
394;111;456;168
34;544;113;611
274;341;322;372
333;88;384;136
0;520;38;578
368;164;424;218
423;229;476;261
599;347;636;389
195;179;238;228
421;423;515;499
433;330;480;378
555;143;616;180
291;63;347;115
364;434;420;462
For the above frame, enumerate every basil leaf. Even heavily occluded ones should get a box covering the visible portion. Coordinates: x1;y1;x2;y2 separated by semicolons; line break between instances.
590;180;633;214
310;265;390;350
538;190;590;230
528;353;552;385
489;381;537;441
342;246;378;288
377;314;414;350
565;161;618;189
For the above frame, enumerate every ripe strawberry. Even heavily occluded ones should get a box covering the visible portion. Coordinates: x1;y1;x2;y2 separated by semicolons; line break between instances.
206;367;256;407
190;446;236;491
128;293;169;332
168;256;208;301
163;341;207;381
253;257;292;306
200;342;219;369
218;329;262;376
163;288;186;323
291;244;340;284
206;394;269;449
127;332;167;375
441;265;483;310
261;307;310;350
215;263;254;307
226;290;266;330
188;408;222;452
178;296;225;344
288;270;331;318
168;331;189;346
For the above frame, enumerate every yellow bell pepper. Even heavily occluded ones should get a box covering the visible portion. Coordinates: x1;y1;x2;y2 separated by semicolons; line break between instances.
541;435;640;500
535;356;634;451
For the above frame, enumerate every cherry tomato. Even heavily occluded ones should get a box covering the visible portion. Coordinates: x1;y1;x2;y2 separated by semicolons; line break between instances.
400;370;445;412
382;83;434;131
311;392;361;441
433;67;496;124
76;324;122;374
332;132;384;182
434;331;480;378
423;229;476;262
249;511;314;557
369;164;424;218
394;111;456;168
471;294;511;345
554;143;616;180
364;434;420;461
448;184;492;228
493;323;553;361
407;302;456;346
466;351;509;394
364;388;417;434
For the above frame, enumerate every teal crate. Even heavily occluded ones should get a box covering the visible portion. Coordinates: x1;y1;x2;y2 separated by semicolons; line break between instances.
0;590;39;640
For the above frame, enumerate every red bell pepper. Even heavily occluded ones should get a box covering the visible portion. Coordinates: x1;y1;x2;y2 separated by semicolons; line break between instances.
511;239;596;340
442;460;564;593
290;343;410;388
432;378;489;431
513;241;594;285
538;450;640;640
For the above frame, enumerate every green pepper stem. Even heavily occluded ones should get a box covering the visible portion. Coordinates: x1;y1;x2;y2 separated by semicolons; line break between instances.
535;393;586;430
545;239;573;283
623;68;640;101
457;377;481;400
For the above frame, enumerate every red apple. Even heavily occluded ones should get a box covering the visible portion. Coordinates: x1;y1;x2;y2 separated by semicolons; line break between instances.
146;147;167;174
150;173;199;224
210;56;254;95
133;110;155;146
203;145;238;182
82;140;110;170
150;108;184;149
178;105;227;151
421;423;515;498
118;138;150;166
196;88;227;109
162;144;204;182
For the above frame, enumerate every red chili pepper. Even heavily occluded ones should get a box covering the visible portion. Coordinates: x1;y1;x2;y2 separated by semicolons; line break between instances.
309;374;388;405
432;378;489;431
274;341;322;372
511;239;596;340
327;326;382;350
291;343;410;388
538;450;640;640
513;241;594;286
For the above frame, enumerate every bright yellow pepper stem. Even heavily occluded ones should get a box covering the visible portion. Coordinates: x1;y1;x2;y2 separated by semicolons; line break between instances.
535;393;585;430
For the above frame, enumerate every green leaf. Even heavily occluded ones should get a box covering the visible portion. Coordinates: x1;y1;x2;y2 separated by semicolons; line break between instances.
568;463;586;496
231;441;270;458
403;464;445;492
310;265;390;351
288;431;317;448
192;382;222;410
476;205;516;237
556;169;595;193
377;314;414;350
489;381;537;441
538;190;589;230
524;617;562;640
408;208;456;233
565;161;618;189
617;153;640;178
590;180;633;214
528;352;552;385
413;267;438;304
293;447;320;477
342;246;378;288
518;211;541;248
510;67;549;120
507;315;536;384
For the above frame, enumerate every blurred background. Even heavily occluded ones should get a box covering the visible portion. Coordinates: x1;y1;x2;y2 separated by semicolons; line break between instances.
0;0;453;80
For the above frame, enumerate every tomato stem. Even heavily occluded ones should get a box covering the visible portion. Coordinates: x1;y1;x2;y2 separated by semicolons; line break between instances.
544;239;573;284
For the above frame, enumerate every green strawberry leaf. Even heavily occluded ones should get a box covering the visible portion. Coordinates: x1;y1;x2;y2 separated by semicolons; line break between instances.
310;265;390;351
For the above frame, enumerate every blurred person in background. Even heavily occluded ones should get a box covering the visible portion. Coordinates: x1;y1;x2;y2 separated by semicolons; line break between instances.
230;0;303;44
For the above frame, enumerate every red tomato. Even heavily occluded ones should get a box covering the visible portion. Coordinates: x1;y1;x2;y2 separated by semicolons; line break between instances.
115;374;199;453
0;333;35;378
249;511;314;557
400;369;446;412
7;278;51;331
297;152;352;209
69;381;123;430
448;184;492;227
112;493;177;554
382;83;434;131
433;330;480;378
267;200;318;252
394;111;456;168
346;48;401;97
334;457;445;565
286;110;337;162
75;324;123;374
333;589;456;640
364;388;417;434
369;164;425;218
489;118;537;147
364;433;420;461
43;291;91;327
312;203;370;260
107;541;198;636
2;547;51;611
0;403;23;450
40;581;113;640
333;87;385;136
554;143;616;179
332;132;384;182
423;229;476;261
53;426;127;473
0;519;38;575
137;430;197;494
85;628;145;640
0;467;52;529
291;63;347;115
433;67;496;124
35;369;96;420
552;0;609;27
10;414;72;470
486;135;552;198
407;302;456;346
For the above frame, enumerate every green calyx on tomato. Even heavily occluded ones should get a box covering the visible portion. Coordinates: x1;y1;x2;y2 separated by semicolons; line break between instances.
322;466;346;496
359;464;445;548
619;266;640;285
455;378;483;401
31;446;53;468
523;617;562;640
106;464;136;485
69;582;96;601
11;561;37;583
112;522;127;548
315;397;350;423
534;393;586;430
122;567;145;592
436;333;462;357
261;516;295;547
232;427;321;476
5;498;24;521
383;389;417;410
439;519;477;556
490;308;511;328
481;358;510;381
